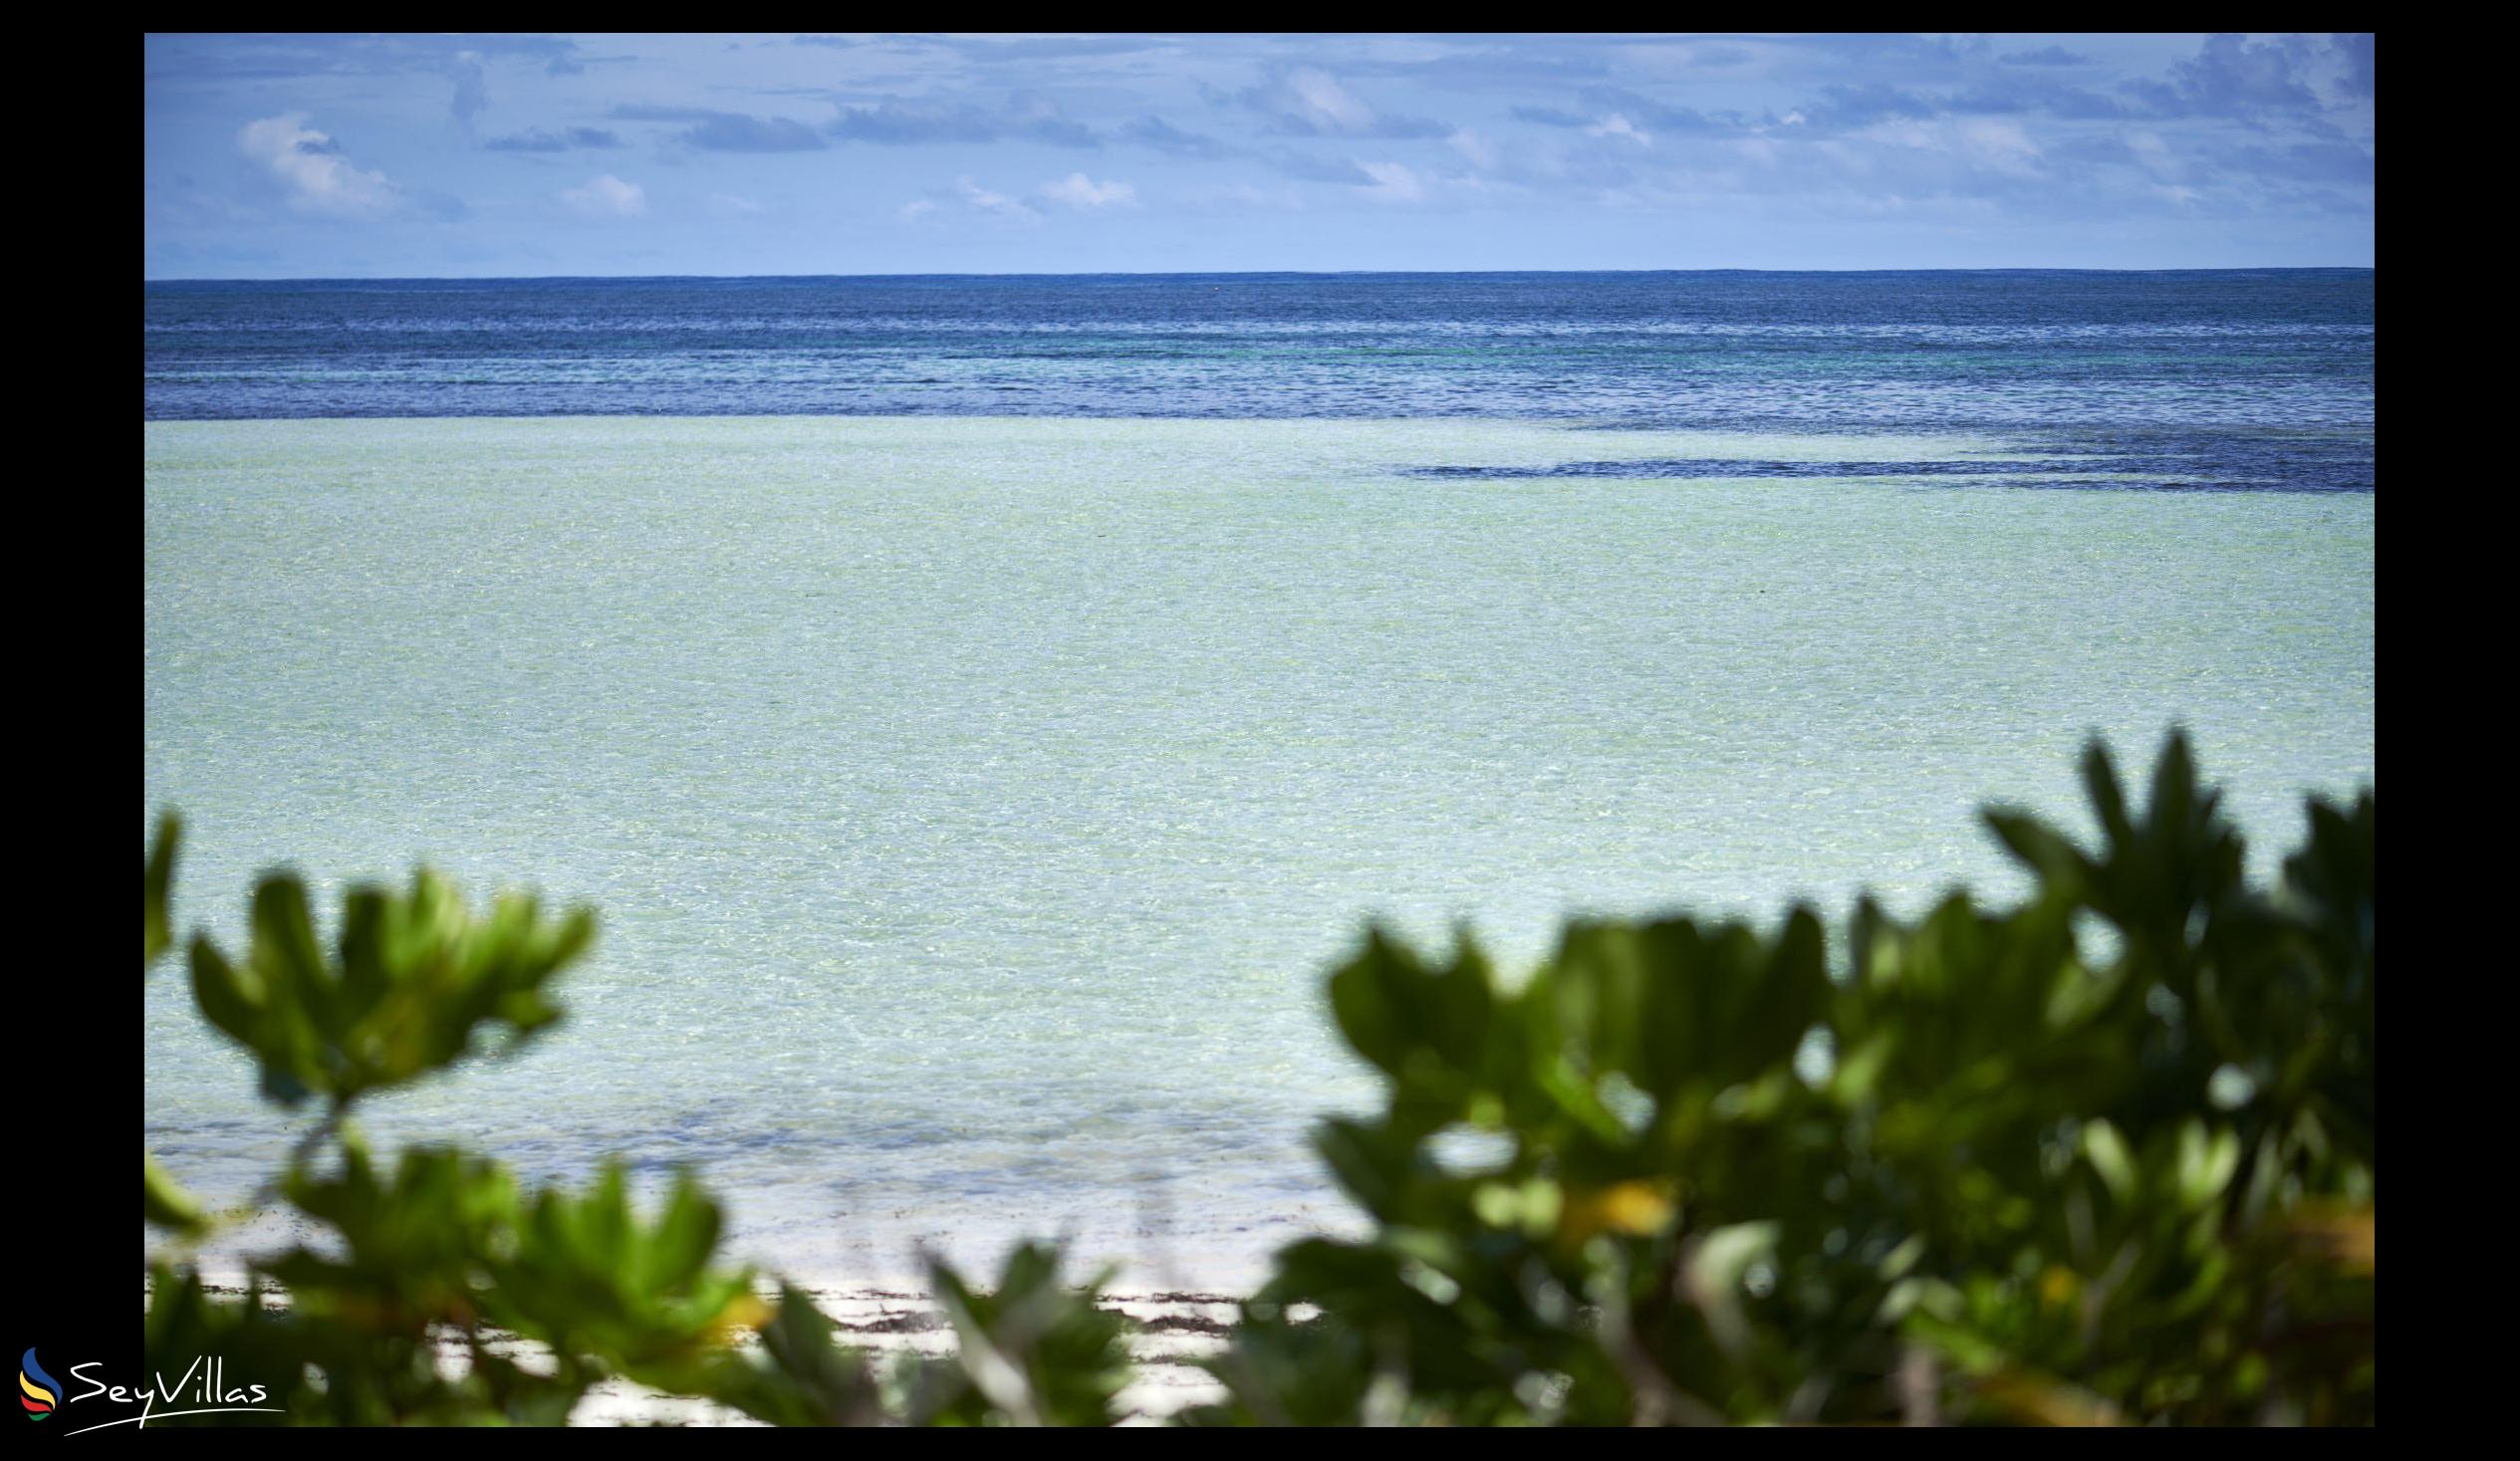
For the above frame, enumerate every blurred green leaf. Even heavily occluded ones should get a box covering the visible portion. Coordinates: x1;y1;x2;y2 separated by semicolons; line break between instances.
144;812;179;969
1205;731;2375;1427
905;1241;1134;1426
143;1149;207;1234
140;728;2373;1427
187;867;593;1109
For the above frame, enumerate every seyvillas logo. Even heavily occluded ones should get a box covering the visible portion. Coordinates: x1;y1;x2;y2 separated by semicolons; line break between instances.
20;1348;60;1420
18;1348;283;1433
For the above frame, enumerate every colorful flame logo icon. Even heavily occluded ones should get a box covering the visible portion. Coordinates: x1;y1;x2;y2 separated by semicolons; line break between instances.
20;1347;60;1420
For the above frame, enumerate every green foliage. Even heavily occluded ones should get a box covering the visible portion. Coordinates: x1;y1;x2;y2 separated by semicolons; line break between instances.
144;1148;209;1234
903;1242;1135;1426
145;812;178;967
141;729;2373;1425
680;1283;884;1427
485;1161;767;1381
141;822;1124;1426
1189;730;2375;1426
187;867;590;1109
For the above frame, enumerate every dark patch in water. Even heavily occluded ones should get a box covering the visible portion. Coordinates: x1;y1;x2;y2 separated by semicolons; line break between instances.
1407;458;2034;479
1403;427;2374;493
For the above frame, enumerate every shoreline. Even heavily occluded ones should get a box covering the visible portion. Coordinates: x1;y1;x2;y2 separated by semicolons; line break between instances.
153;1275;1248;1425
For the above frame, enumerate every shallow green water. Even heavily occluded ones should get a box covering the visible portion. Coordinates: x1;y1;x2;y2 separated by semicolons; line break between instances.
143;416;2375;1285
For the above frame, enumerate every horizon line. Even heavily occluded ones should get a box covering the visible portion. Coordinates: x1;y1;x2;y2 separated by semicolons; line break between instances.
145;264;2378;286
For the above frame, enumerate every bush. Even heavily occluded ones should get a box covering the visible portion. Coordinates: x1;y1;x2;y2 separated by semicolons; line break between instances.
1186;730;2373;1425
143;729;2374;1424
140;819;1129;1427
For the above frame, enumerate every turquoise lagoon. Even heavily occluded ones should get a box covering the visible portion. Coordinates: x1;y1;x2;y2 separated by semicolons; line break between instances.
143;416;2376;1286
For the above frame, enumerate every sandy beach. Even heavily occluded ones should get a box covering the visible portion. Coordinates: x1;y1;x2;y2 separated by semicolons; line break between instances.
158;1277;1239;1426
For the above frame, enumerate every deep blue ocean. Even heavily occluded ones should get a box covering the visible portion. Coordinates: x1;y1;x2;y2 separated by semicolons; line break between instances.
144;270;2373;491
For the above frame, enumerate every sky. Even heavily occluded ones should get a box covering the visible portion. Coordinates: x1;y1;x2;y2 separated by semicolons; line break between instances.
143;33;2377;279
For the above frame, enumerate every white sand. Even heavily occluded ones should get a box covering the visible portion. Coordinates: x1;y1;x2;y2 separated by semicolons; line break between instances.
151;1277;1242;1425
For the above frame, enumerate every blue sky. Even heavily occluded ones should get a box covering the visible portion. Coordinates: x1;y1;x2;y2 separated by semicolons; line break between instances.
143;33;2376;278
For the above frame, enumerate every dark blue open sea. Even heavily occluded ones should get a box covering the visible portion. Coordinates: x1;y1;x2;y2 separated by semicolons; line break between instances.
146;269;2372;491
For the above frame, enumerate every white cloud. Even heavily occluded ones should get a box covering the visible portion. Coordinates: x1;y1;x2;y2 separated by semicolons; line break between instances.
1587;113;1653;146
1890;119;2041;180
2127;129;2182;180
237;114;399;218
1281;69;1377;133
1446;128;1501;170
954;176;1040;223
898;199;938;224
709;192;766;216
1957;120;2043;175
560;173;647;217
1355;160;1426;203
1039;172;1138;209
1864;118;2044;177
